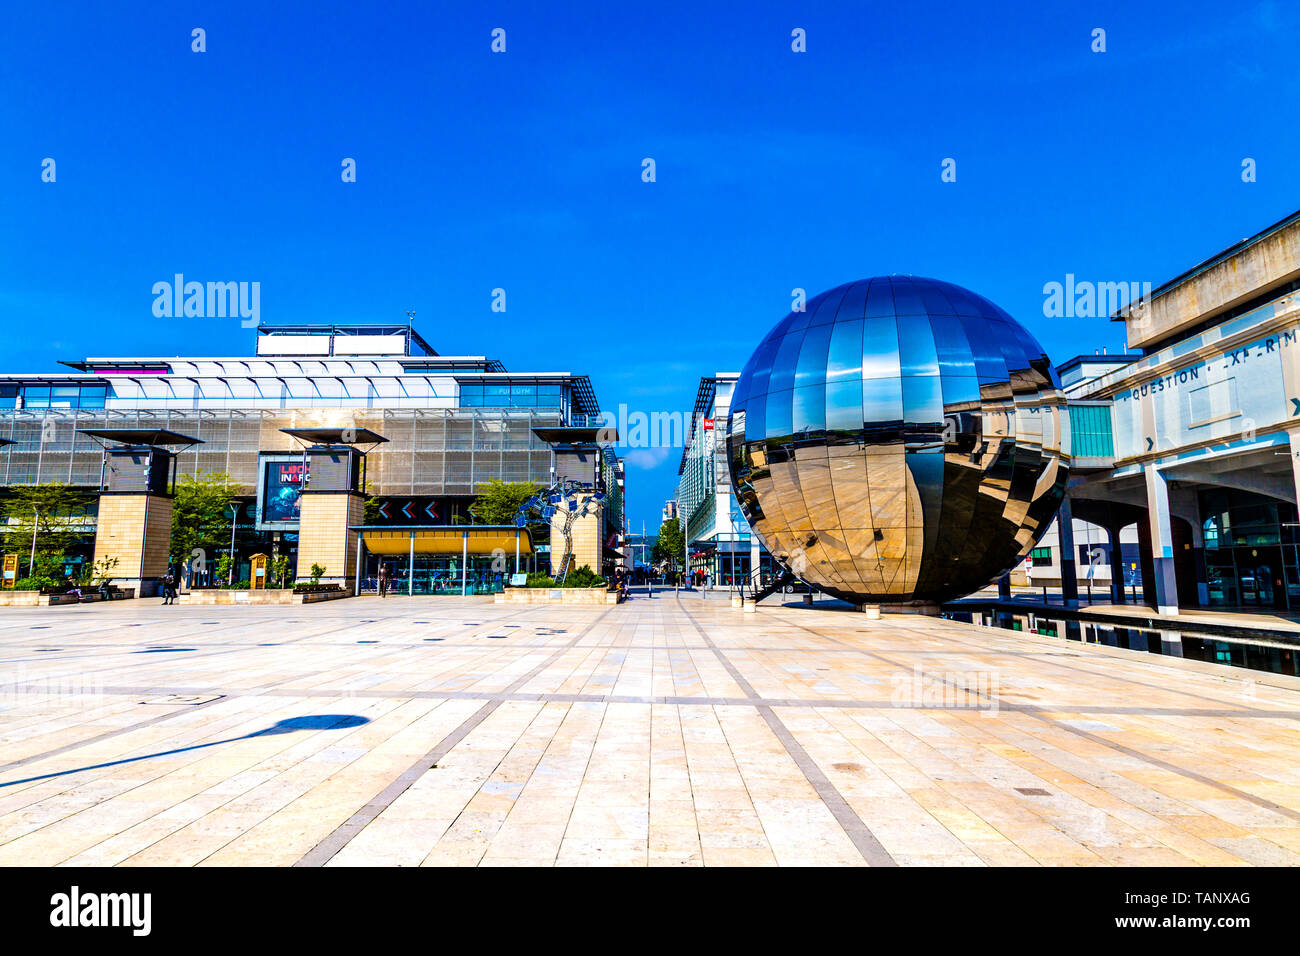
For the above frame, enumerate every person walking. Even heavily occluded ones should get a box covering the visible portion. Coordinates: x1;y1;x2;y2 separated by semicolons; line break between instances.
378;562;390;598
160;568;175;605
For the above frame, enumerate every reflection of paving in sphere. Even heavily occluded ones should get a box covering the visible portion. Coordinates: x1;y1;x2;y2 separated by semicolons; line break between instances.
727;276;1070;606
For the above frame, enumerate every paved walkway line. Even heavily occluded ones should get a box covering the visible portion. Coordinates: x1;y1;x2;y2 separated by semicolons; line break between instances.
675;596;897;867
294;606;617;867
0;696;228;778
26;681;1300;721
787;616;1300;827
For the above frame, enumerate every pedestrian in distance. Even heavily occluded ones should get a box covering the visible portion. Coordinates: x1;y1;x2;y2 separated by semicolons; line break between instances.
161;569;175;605
378;563;390;598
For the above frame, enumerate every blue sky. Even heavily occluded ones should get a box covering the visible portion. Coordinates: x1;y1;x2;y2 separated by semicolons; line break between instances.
3;0;1299;533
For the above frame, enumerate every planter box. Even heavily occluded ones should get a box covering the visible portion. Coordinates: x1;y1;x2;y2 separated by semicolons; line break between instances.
495;587;623;605
180;588;353;606
0;591;82;607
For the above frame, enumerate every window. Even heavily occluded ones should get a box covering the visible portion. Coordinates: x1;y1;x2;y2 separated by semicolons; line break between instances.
78;386;107;408
1031;547;1053;567
459;381;564;409
23;386;50;407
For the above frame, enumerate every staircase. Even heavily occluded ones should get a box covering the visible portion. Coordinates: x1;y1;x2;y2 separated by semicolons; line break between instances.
746;568;795;606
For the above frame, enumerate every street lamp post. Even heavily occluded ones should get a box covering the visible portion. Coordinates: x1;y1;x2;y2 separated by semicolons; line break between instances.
680;508;687;592
227;502;239;585
28;504;39;577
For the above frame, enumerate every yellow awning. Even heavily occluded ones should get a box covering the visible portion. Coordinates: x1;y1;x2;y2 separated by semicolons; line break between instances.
356;526;534;557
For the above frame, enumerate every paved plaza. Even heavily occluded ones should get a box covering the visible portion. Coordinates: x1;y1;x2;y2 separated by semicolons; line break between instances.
0;591;1299;866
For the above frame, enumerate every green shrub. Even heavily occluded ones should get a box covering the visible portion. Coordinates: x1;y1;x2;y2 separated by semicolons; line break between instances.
310;563;326;585
524;565;605;589
14;575;62;592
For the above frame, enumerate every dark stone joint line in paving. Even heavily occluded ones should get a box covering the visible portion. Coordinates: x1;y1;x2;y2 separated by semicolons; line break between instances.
9;681;1295;722
675;595;898;867
293;606;618;867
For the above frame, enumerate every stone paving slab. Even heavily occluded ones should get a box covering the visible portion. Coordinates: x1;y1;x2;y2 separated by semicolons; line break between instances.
0;592;1297;866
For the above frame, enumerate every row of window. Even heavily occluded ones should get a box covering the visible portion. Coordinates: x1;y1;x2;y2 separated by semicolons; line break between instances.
0;385;109;409
458;383;564;409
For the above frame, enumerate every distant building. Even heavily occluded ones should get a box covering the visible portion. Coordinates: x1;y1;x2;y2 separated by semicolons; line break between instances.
675;373;777;586
0;322;623;591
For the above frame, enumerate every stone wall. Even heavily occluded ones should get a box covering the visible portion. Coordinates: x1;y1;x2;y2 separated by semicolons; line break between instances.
92;493;173;596
296;492;364;585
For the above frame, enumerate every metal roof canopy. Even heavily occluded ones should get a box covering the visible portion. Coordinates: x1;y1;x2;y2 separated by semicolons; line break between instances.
349;524;534;557
278;427;388;448
532;425;617;445
75;428;203;450
679;373;739;474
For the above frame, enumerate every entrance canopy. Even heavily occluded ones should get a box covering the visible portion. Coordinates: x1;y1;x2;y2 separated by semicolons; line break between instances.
350;525;534;557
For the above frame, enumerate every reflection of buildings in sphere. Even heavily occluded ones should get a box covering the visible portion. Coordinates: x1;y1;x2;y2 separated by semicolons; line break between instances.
726;276;1070;606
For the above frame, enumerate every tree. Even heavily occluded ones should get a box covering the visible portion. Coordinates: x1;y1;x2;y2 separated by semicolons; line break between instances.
653;518;685;570
270;554;292;588
170;472;245;574
469;479;542;526
0;483;91;575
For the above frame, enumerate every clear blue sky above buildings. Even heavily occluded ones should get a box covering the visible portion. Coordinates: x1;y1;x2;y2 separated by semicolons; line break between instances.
3;1;1298;532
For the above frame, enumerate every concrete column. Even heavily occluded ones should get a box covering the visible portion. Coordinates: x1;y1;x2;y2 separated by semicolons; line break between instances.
1144;465;1179;615
297;491;365;588
1107;526;1125;604
1058;499;1079;607
1288;429;1300;505
461;530;468;596
408;530;415;596
1187;502;1209;607
354;533;363;595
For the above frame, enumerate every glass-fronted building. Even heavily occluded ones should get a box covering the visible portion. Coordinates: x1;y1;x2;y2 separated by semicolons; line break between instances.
0;323;622;586
676;373;780;587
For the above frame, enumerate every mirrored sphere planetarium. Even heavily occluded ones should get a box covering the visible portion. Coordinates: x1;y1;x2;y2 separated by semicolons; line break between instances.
726;276;1071;606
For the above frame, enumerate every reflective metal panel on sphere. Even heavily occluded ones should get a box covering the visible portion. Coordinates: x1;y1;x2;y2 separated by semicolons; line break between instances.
726;276;1071;605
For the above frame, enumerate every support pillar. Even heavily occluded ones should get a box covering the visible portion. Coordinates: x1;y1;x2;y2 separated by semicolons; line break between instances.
998;572;1011;600
1058;498;1079;607
1107;526;1125;605
1144;465;1179;615
297;491;364;588
461;530;468;595
354;533;363;595
93;493;173;598
408;530;415;596
89;443;182;598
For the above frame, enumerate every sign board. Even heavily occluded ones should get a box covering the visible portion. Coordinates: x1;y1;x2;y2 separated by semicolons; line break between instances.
510;572;528;587
249;553;269;590
2;554;17;588
703;418;714;430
